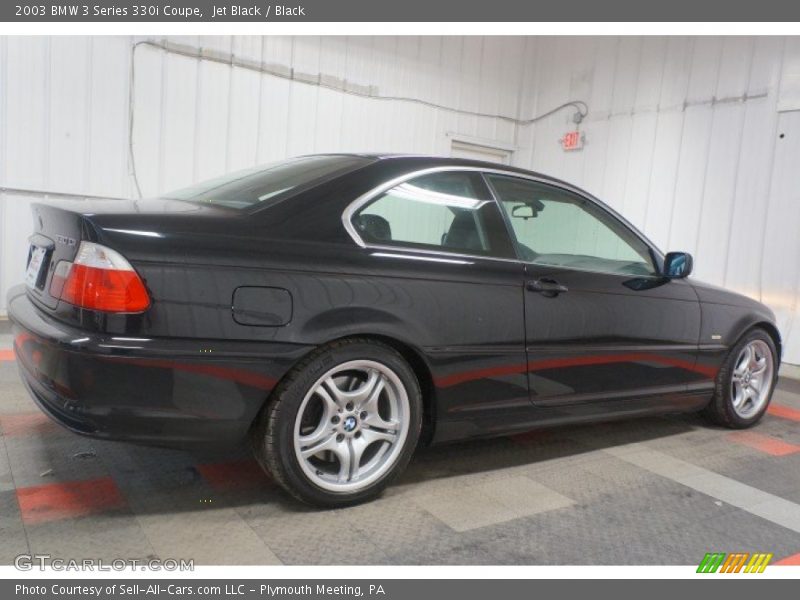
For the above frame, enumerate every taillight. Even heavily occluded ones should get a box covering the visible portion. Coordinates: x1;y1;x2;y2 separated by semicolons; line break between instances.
51;242;150;313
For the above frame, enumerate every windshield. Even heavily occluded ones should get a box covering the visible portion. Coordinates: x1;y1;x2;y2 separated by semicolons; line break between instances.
163;155;369;209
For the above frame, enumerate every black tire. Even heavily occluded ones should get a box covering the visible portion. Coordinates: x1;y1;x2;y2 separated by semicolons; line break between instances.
703;328;778;429
250;338;423;507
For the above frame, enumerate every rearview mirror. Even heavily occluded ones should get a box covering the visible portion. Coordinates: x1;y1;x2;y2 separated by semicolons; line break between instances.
663;252;693;279
511;200;544;219
511;204;534;219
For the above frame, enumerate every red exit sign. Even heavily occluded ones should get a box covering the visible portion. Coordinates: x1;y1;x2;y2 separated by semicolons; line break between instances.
560;130;585;151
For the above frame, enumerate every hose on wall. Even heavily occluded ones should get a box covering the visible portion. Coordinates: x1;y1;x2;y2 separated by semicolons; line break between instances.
127;38;589;199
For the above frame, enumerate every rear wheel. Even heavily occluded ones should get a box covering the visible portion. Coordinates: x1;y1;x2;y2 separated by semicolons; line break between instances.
251;339;422;507
704;328;778;428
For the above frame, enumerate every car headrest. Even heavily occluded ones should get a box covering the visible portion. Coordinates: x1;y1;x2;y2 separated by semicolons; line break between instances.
355;214;392;243
444;211;483;252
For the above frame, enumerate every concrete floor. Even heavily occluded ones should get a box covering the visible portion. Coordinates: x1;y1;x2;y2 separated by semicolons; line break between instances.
1;325;799;566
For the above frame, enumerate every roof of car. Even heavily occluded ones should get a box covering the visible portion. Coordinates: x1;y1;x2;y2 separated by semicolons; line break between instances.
304;152;575;189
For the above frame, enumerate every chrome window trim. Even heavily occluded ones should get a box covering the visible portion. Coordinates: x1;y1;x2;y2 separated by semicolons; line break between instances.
366;244;665;279
340;165;665;268
365;244;520;265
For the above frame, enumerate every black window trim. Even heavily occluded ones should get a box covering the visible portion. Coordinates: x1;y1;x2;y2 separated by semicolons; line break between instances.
341;165;665;271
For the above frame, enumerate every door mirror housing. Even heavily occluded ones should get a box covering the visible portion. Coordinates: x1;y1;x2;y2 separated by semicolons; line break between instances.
663;252;693;279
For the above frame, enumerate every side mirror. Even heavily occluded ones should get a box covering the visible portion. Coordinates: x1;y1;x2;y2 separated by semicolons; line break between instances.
663;252;693;279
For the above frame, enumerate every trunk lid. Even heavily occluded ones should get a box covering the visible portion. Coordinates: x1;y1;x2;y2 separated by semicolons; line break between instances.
26;204;88;310
25;198;237;313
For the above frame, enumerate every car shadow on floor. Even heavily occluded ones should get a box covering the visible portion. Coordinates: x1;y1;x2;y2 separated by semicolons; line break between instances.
399;411;707;485
83;411;706;516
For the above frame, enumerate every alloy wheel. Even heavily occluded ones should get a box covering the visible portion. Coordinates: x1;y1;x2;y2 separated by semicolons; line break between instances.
730;339;774;419
292;360;410;492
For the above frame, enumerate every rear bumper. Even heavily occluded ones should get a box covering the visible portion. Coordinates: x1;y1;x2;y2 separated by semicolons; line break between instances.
7;285;312;446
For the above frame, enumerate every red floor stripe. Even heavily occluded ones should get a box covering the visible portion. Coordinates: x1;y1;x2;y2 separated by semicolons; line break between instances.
774;552;800;566
0;349;14;361
16;477;127;525
196;458;272;493
0;413;59;437
768;403;800;423
728;431;800;457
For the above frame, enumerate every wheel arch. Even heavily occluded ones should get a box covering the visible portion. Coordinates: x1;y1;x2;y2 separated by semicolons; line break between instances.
251;332;438;446
329;333;438;446
752;321;782;365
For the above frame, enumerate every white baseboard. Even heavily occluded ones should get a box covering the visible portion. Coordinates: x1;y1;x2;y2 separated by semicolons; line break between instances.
780;362;800;381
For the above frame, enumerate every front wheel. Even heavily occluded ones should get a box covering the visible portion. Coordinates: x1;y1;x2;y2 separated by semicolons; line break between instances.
704;328;778;428
251;339;422;507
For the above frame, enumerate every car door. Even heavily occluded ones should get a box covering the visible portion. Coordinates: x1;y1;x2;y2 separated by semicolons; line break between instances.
484;172;703;407
348;168;529;421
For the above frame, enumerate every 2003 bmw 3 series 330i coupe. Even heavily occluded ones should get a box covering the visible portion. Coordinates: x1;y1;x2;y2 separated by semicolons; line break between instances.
9;154;781;506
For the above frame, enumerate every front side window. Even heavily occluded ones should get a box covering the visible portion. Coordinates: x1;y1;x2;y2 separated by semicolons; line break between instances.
486;174;656;276
352;171;515;259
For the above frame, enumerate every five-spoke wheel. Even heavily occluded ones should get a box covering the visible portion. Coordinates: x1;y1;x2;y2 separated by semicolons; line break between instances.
251;339;422;507
705;328;778;428
293;360;410;492
730;339;774;419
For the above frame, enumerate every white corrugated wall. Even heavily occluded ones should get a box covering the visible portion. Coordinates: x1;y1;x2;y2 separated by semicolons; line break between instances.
516;37;800;365
1;35;799;365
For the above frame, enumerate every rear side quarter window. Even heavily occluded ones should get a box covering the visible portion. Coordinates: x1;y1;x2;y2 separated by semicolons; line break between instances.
351;170;516;259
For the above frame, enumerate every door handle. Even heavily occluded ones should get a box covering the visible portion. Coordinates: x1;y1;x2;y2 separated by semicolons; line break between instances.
527;278;568;297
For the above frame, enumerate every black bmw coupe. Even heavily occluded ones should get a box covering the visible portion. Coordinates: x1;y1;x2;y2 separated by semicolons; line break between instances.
8;154;781;506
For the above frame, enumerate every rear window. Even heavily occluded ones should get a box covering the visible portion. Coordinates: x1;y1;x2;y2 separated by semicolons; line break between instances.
163;155;369;210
